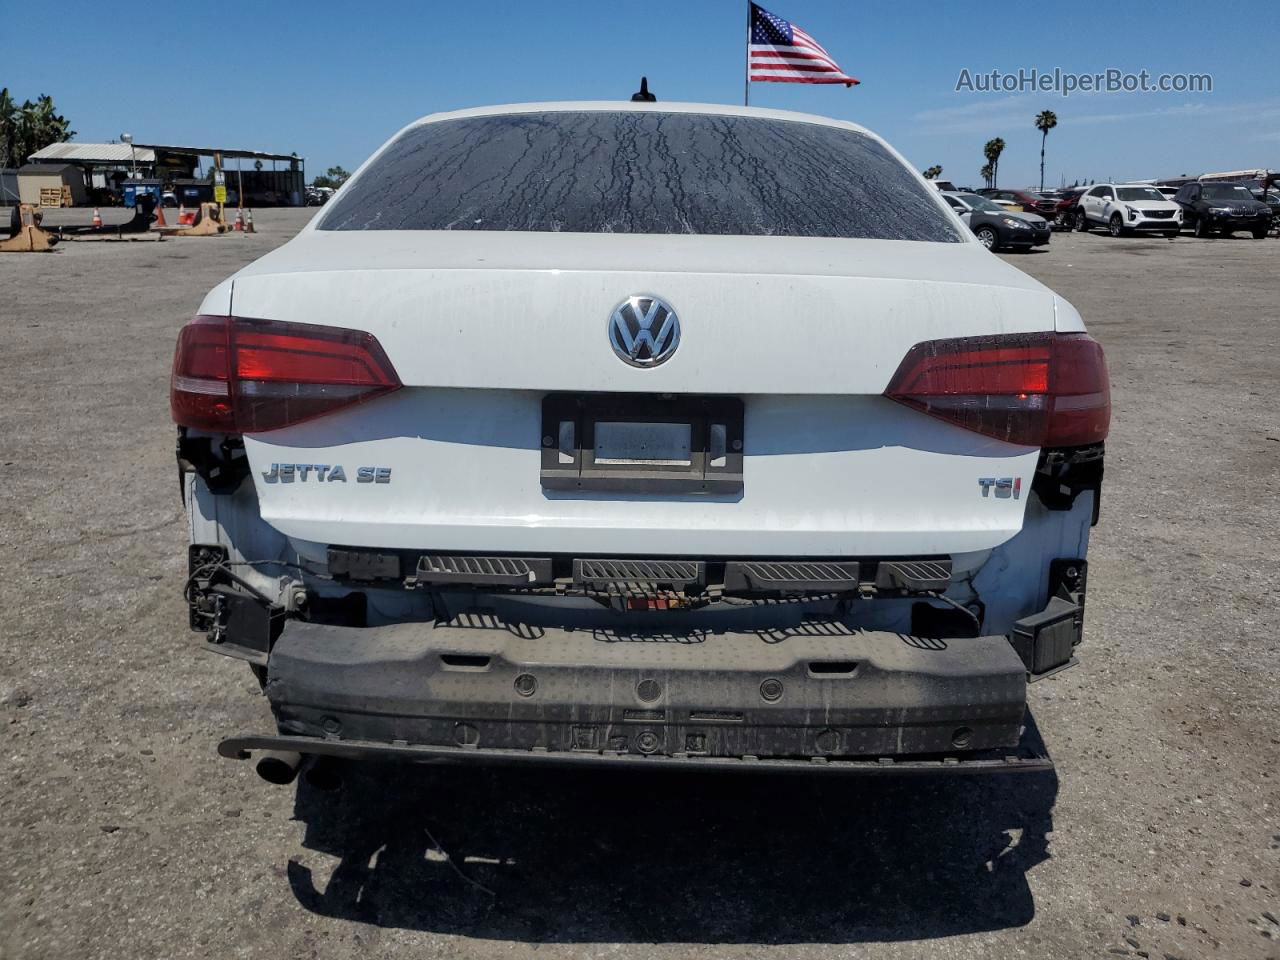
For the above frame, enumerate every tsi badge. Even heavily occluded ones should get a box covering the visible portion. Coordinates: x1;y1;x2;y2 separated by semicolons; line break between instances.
261;463;392;484
978;476;1021;499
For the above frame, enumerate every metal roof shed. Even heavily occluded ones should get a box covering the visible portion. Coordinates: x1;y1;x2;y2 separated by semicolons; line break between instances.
28;143;158;164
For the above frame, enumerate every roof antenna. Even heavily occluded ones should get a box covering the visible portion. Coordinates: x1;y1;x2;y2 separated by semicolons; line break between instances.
630;77;657;102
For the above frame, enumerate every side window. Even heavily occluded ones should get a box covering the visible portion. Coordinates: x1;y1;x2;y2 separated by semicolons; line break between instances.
943;195;963;210
1100;187;1114;200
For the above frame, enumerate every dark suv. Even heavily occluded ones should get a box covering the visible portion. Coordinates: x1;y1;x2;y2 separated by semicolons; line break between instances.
1174;181;1272;238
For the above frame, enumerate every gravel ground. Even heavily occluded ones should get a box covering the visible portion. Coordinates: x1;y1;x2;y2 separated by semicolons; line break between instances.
1;211;1277;960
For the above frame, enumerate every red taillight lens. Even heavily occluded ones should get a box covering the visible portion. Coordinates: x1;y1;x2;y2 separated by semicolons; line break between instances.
170;315;401;433
884;332;1110;447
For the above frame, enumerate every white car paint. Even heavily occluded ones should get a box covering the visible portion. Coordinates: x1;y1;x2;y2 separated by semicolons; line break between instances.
184;102;1097;620
227;231;1059;395
1077;182;1183;233
243;392;1040;556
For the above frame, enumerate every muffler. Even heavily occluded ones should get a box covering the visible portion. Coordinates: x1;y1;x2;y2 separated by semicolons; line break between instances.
254;749;302;785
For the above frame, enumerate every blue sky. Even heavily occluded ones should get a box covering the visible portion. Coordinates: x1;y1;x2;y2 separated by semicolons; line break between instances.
8;0;1276;188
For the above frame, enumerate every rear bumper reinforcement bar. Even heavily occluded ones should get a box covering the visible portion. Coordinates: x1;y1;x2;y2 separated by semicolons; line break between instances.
249;610;1039;766
218;733;1053;775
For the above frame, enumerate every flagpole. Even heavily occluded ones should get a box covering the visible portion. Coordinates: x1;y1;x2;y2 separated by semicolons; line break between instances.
744;1;750;106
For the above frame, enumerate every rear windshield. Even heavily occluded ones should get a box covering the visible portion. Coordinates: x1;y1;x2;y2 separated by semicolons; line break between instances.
319;111;963;242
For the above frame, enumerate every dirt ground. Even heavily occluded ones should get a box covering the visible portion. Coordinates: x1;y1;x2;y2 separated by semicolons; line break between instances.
1;210;1277;960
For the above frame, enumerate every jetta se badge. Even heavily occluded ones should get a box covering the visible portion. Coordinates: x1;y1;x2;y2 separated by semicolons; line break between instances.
609;295;680;367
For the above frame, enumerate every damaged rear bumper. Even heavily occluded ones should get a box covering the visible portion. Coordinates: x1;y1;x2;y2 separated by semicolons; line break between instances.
225;610;1050;772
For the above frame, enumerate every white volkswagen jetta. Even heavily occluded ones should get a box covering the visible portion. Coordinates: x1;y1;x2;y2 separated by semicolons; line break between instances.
171;102;1109;785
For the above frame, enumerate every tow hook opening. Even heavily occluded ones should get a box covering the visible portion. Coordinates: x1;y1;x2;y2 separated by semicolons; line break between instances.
807;660;859;676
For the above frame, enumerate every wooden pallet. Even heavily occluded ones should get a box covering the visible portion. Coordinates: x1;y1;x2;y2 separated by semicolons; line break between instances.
38;186;72;208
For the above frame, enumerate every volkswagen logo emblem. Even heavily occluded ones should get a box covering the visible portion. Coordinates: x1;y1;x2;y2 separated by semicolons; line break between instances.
608;295;680;368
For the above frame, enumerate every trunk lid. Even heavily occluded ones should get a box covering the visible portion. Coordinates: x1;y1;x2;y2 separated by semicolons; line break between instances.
229;231;1058;395
228;232;1052;556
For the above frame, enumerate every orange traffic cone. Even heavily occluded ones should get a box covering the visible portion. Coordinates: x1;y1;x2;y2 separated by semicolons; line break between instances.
244;209;255;233
153;201;167;227
233;209;244;231
91;207;103;228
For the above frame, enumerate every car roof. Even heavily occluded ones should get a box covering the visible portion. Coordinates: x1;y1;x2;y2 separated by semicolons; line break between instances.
356;102;903;199
404;101;879;138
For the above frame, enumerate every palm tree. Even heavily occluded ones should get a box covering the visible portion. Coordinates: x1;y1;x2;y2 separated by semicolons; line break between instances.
979;163;994;189
1035;110;1058;192
922;164;943;180
983;138;1005;188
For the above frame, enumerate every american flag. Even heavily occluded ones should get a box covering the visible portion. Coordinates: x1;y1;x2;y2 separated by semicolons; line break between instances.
748;3;859;87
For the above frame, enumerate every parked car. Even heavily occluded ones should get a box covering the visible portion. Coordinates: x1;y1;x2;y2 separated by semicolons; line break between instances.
942;191;1051;250
1249;188;1280;222
1075;183;1182;237
1051;186;1089;230
172;102;1109;785
978;188;1058;219
1154;185;1182;199
929;179;959;192
976;191;1022;212
1174;181;1272;238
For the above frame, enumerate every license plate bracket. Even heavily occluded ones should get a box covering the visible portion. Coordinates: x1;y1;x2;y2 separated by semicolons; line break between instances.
541;393;743;494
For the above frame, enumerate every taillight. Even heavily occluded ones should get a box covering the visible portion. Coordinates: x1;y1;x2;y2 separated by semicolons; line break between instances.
884;332;1110;447
170;315;401;433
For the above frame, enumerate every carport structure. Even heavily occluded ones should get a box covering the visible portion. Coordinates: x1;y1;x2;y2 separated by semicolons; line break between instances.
28;140;305;206
132;143;306;207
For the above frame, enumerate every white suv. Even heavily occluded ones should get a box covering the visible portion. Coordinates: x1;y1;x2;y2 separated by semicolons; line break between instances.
172;102;1110;785
1076;183;1183;237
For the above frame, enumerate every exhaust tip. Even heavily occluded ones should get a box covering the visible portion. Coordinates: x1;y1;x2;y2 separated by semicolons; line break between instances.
255;750;303;785
303;758;344;792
